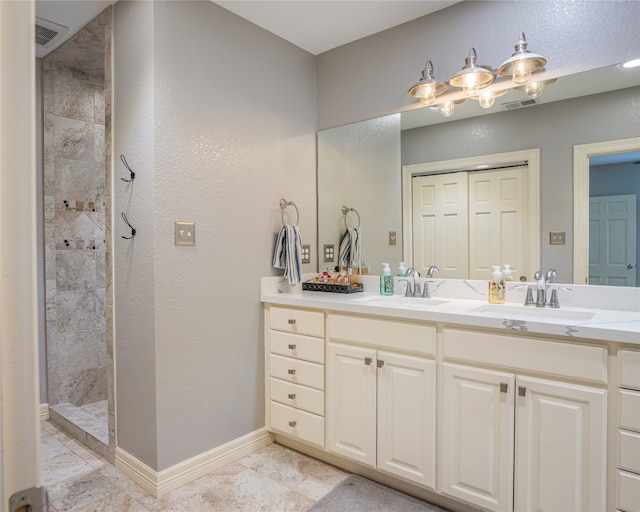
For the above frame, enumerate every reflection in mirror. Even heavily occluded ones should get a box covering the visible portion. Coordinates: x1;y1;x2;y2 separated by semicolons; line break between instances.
589;151;639;286
317;64;640;284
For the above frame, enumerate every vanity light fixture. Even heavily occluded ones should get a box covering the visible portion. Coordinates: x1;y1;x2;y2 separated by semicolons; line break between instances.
408;60;448;106
497;33;547;84
515;77;557;99
449;48;496;97
438;99;465;118
475;88;508;109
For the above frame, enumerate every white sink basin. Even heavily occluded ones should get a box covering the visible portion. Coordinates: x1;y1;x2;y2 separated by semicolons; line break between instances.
352;295;449;310
472;304;595;322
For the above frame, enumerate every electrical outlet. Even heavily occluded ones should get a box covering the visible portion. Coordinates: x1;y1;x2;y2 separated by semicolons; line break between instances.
389;231;397;246
549;231;566;245
175;221;195;246
324;244;335;263
301;244;311;264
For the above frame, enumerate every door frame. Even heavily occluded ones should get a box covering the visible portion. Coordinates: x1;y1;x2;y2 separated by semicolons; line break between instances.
573;137;640;284
402;148;540;276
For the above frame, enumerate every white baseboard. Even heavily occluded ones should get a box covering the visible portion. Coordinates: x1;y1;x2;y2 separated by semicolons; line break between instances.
115;427;273;497
40;403;49;421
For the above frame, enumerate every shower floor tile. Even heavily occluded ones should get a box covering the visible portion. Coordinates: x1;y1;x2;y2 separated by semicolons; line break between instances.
41;421;349;511
51;400;108;444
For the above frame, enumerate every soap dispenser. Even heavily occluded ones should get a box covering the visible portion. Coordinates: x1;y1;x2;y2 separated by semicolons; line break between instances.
488;265;506;304
397;262;406;277
380;263;394;296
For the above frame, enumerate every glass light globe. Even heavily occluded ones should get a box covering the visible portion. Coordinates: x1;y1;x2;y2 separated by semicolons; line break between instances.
478;91;495;108
513;62;531;84
440;101;455;118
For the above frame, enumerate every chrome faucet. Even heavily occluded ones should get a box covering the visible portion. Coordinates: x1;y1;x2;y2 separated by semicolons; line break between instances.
406;267;421;297
427;265;440;278
531;269;559;307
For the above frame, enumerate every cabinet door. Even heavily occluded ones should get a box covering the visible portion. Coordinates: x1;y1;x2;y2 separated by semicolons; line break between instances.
377;351;436;489
326;342;377;467
515;375;607;512
442;363;515;512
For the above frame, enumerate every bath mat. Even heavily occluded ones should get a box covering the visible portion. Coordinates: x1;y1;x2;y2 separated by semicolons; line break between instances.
306;475;449;512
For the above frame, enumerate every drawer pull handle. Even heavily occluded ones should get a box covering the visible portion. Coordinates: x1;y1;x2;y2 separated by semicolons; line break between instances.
377;359;385;368
288;369;296;375
288;344;296;350
288;420;297;428
288;393;296;400
500;382;508;393
518;386;527;397
288;319;296;325
364;357;372;366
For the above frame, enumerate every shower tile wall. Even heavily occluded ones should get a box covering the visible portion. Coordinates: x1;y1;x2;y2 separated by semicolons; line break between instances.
43;60;107;408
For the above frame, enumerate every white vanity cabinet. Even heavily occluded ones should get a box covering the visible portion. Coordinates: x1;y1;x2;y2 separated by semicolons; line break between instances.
616;349;640;512
442;328;608;512
266;306;325;448
326;314;437;489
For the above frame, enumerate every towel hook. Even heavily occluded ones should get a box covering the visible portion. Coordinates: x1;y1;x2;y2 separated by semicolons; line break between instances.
120;154;136;182
341;205;361;229
121;212;136;239
279;199;300;225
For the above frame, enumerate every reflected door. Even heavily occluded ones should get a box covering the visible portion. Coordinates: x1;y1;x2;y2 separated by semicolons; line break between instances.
589;194;637;286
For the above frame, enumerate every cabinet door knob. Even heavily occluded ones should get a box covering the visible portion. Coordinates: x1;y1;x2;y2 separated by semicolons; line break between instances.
288;369;296;375
500;382;508;393
288;319;296;325
364;357;372;366
377;360;385;368
288;420;297;428
518;386;527;397
288;344;296;350
288;393;296;400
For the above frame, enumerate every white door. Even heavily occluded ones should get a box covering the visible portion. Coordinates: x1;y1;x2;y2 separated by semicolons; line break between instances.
412;172;468;278
515;376;607;512
442;363;515;512
377;351;436;489
326;342;377;467
589;194;637;286
469;166;529;280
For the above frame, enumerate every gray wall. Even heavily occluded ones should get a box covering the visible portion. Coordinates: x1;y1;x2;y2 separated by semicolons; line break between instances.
317;1;640;129
401;87;640;282
114;0;317;471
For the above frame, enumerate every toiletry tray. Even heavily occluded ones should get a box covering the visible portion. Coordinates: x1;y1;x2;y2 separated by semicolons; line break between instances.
302;281;363;294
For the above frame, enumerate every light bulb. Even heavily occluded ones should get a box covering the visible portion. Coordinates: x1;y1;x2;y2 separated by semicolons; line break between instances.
419;85;436;106
513;62;531;84
462;74;480;97
525;82;544;99
478;91;495;108
440;101;455;118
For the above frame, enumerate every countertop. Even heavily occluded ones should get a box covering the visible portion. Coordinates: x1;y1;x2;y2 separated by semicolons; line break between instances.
261;276;640;345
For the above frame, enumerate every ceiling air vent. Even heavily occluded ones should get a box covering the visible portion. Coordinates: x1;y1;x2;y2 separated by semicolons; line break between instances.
35;17;68;48
502;99;538;111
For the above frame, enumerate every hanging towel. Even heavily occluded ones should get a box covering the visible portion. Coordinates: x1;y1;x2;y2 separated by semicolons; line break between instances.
338;227;361;265
273;224;303;285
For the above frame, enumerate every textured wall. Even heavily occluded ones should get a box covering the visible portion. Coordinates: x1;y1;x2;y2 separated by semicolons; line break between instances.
114;0;317;471
317;0;640;129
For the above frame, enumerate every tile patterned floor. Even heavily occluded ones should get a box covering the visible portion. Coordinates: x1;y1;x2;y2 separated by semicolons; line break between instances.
41;421;349;511
50;400;109;444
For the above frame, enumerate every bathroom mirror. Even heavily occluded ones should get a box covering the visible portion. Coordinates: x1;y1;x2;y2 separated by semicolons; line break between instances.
317;64;640;284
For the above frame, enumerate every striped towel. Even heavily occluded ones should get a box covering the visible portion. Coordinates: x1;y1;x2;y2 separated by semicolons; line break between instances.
273;224;303;285
338;227;361;265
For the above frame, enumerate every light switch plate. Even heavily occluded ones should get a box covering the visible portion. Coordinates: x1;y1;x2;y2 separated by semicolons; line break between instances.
175;221;195;246
549;231;566;245
301;244;311;264
324;244;335;263
389;231;397;246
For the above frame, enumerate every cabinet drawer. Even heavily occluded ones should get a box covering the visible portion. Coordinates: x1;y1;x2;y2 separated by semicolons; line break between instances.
620;389;640;432
269;354;324;390
620;350;640;391
270;401;324;448
619;429;640;474
269;307;324;337
270;330;324;364
327;314;436;355
269;378;324;416
618;469;640;512
443;328;608;384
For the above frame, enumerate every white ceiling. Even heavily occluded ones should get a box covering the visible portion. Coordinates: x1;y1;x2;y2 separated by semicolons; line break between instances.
35;0;460;57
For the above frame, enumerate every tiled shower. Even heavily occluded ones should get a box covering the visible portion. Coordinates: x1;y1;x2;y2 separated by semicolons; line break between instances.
41;7;114;460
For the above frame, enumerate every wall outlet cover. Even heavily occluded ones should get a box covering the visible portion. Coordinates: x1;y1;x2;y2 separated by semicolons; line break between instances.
301;244;311;264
